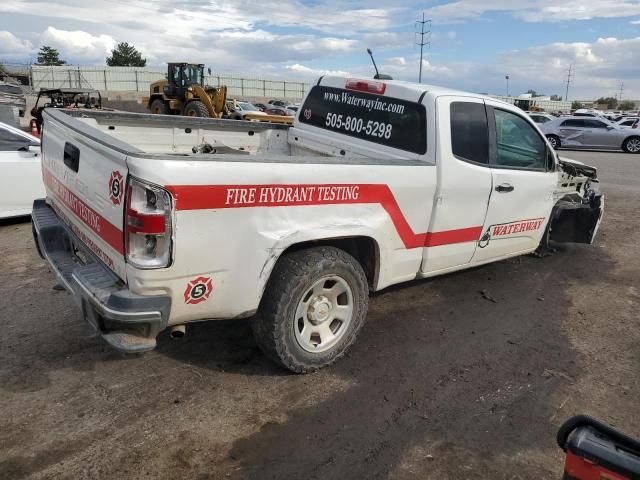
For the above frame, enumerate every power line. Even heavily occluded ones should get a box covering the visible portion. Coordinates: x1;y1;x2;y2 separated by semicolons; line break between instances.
564;64;573;102
415;13;431;83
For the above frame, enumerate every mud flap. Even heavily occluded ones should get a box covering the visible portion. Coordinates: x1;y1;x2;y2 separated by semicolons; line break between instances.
549;194;604;245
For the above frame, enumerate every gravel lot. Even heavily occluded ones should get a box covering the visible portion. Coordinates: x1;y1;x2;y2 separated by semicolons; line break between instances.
1;150;638;479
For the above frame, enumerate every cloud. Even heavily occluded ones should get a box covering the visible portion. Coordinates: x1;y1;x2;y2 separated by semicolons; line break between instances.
285;64;352;78
40;27;116;62
423;0;640;24
0;31;33;56
631;19;640;24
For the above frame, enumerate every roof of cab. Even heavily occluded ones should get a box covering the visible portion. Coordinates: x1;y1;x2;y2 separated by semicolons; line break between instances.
318;75;511;107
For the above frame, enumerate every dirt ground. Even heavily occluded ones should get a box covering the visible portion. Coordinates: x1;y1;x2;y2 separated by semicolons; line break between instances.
0;150;638;480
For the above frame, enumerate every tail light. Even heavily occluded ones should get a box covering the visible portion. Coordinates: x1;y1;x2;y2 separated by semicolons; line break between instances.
345;78;386;94
125;177;172;269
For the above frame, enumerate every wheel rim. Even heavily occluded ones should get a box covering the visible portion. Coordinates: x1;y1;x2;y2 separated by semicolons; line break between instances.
187;110;197;117
627;138;640;153
293;275;354;353
548;136;557;148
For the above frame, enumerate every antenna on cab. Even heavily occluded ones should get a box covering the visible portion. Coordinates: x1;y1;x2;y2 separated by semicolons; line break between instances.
367;48;393;80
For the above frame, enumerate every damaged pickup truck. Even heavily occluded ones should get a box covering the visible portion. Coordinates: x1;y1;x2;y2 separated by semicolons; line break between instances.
32;76;603;372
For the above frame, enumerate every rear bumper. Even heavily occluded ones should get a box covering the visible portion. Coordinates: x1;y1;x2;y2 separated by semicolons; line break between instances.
32;199;171;352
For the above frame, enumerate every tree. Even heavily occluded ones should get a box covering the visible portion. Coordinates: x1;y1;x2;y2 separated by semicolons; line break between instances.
526;89;541;97
595;97;617;109
37;46;66;65
571;100;584;110
618;100;636;111
550;94;562;101
106;42;146;67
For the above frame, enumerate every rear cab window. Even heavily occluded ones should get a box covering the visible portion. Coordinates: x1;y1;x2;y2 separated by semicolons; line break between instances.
298;85;427;154
450;102;489;164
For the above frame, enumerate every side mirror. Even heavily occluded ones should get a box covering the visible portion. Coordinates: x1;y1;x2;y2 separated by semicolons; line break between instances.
606;125;614;130
29;144;40;153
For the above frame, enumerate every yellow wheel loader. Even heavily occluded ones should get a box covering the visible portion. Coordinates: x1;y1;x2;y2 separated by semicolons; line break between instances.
146;63;227;118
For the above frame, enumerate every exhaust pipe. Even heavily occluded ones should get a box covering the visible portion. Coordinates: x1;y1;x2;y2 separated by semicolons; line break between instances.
170;324;186;339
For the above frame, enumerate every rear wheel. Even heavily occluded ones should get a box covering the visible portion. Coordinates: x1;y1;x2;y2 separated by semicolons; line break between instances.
622;136;640;153
149;98;167;115
183;101;209;117
546;135;560;150
252;246;369;373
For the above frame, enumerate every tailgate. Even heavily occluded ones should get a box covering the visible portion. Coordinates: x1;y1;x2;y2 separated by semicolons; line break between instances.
41;109;130;280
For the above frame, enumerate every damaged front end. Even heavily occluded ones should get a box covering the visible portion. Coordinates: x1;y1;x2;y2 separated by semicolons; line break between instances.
540;158;604;253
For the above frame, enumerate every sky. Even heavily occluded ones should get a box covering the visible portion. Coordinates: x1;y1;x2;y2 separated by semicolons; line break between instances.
1;0;640;100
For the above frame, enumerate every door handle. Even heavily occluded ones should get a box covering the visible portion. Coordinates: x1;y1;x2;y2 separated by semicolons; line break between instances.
495;183;514;193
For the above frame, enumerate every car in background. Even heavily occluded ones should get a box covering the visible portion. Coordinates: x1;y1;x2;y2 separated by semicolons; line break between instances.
268;99;289;108
527;112;555;124
253;102;268;112
0;82;26;118
539;116;640;153
0;122;44;218
263;106;292;116
226;100;268;120
616;117;639;129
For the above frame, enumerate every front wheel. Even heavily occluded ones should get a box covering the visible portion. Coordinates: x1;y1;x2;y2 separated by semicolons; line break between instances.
252;246;369;373
546;135;560;150
622;137;640;154
183;101;209;117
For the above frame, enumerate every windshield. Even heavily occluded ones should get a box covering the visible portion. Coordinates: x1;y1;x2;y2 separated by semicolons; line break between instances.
238;102;259;111
0;85;23;95
184;65;203;85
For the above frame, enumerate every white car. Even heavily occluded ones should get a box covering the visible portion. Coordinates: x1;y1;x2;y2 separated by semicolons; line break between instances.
0;122;43;218
228;101;268;120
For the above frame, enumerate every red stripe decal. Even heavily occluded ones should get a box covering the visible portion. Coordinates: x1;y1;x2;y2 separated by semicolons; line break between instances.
166;183;482;249
43;168;124;254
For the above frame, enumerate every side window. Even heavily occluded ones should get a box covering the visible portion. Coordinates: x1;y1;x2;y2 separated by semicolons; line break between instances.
450;102;489;164
561;119;584;128
584;119;607;128
493;109;546;170
0;128;34;151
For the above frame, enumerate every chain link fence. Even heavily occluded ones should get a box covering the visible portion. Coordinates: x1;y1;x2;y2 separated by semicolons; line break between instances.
24;65;311;101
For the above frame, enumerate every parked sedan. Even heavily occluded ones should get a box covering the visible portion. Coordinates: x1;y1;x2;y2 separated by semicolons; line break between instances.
264;107;292;116
0;122;44;218
539;116;640;153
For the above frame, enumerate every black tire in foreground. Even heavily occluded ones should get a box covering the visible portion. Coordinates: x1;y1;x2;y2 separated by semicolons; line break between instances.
149;98;168;115
546;135;560;150
622;136;640;154
252;246;369;373
183;101;209;117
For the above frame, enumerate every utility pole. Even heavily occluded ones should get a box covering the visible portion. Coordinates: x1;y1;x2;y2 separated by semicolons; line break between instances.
618;81;624;101
415;13;431;83
564;64;573;102
505;75;510;97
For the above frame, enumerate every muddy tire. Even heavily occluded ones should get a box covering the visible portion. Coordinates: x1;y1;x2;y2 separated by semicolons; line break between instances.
252;246;369;373
149;98;167;115
183;101;209;117
622;136;640;154
546;135;560;150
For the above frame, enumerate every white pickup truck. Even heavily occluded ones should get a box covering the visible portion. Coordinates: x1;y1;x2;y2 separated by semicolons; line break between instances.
32;76;603;372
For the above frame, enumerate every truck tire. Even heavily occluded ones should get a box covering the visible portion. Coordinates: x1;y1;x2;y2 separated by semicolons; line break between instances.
546;135;560;150
150;98;167;115
622;136;640;153
252;246;369;373
183;101;209;117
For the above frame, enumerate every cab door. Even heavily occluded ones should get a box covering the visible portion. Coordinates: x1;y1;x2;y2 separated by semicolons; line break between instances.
472;102;557;263
421;96;493;274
